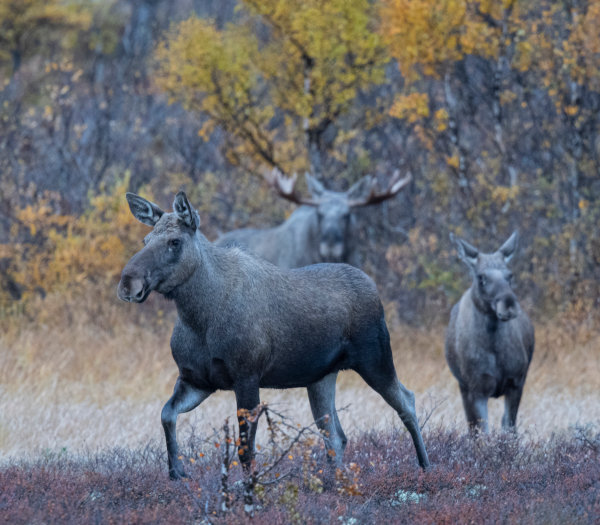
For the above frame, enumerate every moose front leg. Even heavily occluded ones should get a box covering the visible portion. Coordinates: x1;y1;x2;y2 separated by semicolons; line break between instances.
459;385;489;434
161;378;212;480
307;373;347;466
502;385;524;430
234;378;261;473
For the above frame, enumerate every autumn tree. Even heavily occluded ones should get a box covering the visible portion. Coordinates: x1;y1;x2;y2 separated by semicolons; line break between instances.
0;1;231;303
1;0;599;320
380;0;533;194
520;1;600;275
380;0;600;315
155;0;389;178
0;0;90;76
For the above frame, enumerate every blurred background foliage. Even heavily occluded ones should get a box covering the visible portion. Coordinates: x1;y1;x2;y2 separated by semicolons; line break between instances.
0;0;599;325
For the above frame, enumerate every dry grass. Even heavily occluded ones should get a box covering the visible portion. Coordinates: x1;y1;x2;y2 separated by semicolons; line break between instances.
1;287;599;461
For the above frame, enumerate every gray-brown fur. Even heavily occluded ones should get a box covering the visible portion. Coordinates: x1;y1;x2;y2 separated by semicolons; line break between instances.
445;231;534;433
217;174;388;268
118;191;429;480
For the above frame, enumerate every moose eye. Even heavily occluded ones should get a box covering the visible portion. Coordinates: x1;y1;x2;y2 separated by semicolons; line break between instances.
168;238;181;248
478;274;487;287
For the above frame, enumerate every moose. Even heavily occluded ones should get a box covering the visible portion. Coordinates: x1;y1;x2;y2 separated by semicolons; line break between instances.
117;191;430;480
445;231;534;433
216;169;412;268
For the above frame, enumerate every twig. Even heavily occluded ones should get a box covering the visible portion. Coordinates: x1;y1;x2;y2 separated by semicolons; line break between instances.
419;395;447;432
220;419;232;514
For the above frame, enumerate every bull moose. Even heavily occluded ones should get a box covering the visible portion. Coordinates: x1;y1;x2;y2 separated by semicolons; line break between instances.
216;169;411;268
445;231;534;433
117;191;429;480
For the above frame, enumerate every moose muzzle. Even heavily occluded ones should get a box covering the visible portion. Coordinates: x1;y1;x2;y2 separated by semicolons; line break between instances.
319;241;345;262
492;292;518;322
117;273;149;303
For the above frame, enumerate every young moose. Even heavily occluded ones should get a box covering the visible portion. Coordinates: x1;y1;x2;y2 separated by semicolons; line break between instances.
117;191;429;479
445;231;534;433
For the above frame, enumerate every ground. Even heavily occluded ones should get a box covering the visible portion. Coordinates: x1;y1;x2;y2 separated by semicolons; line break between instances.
0;291;598;523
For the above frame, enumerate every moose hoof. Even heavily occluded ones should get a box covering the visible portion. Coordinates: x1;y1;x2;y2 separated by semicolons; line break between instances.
169;468;188;481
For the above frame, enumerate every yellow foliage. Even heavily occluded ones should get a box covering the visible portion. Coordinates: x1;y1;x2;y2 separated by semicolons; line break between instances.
500;90;518;106
5;176;148;302
155;0;388;173
380;0;510;82
446;154;460;169
434;107;449;131
518;2;600;95
389;92;429;122
563;105;579;116
514;40;533;72
491;184;520;204
0;0;91;71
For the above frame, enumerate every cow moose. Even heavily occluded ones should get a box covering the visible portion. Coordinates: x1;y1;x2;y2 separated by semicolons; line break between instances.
445;231;534;433
117;191;430;481
216;169;411;268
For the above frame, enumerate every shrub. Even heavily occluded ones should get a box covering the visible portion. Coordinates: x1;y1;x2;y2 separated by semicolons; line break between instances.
2;175;149;304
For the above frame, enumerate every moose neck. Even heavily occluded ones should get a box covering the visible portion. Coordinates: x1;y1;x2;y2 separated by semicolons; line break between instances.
467;288;501;338
167;232;226;328
469;284;496;319
291;206;322;263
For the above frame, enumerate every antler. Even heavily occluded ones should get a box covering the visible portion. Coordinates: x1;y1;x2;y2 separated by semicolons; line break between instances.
348;170;412;207
262;168;320;206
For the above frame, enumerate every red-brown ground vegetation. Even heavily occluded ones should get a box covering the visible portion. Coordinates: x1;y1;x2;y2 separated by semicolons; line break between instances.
1;424;598;524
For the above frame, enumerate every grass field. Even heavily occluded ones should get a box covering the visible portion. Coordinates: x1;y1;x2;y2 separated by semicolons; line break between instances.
1;288;598;460
1;289;599;523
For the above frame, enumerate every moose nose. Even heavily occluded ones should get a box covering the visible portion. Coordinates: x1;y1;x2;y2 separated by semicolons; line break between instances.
494;294;517;321
319;241;344;262
117;275;147;302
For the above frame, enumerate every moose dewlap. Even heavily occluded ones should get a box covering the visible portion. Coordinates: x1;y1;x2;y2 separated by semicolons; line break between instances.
117;191;429;480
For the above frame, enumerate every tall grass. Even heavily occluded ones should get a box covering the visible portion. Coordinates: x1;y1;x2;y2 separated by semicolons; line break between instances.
1;284;599;460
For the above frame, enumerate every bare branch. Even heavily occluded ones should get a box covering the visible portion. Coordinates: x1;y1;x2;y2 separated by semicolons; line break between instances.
220;419;232;514
418;395;448;432
256;417;314;482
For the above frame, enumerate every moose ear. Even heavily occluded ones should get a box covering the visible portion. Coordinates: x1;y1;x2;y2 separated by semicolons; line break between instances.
126;192;164;226
305;173;326;198
346;175;375;201
498;230;519;263
451;233;479;269
173;191;200;230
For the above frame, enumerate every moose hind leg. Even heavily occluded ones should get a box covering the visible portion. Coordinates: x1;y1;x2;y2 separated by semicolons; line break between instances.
378;378;430;469
355;330;429;469
161;378;212;480
307;373;346;465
